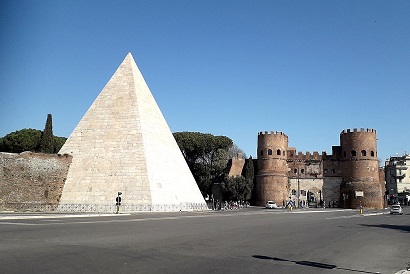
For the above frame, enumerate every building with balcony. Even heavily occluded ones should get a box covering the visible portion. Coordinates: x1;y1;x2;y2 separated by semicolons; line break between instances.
385;154;410;205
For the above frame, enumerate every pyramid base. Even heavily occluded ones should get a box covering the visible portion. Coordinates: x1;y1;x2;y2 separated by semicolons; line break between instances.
56;203;209;213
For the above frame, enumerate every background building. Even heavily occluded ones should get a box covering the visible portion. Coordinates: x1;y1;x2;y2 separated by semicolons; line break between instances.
385;154;410;205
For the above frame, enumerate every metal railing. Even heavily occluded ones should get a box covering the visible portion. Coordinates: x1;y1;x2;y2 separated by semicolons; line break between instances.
1;202;209;213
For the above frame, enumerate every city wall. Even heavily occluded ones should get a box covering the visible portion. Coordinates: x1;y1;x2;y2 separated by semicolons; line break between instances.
0;152;72;211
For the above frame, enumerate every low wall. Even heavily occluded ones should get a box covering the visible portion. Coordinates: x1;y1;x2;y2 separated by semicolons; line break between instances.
0;152;72;211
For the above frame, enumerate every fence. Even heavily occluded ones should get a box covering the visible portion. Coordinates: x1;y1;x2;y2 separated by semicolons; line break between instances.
2;202;209;213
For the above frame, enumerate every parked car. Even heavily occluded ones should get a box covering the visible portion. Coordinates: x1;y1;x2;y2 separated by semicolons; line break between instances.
390;204;403;215
266;201;277;209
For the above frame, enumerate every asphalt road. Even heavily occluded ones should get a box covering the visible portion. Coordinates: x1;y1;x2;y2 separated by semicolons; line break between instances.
0;207;409;274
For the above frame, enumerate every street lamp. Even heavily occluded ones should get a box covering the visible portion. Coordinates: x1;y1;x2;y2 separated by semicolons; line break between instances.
297;171;300;208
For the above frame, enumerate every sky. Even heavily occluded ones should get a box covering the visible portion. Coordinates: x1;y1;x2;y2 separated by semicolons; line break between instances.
1;0;409;162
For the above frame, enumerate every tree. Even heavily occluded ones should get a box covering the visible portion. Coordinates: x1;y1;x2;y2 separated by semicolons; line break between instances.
173;132;233;197
0;129;42;153
0;126;67;154
53;136;66;153
39;114;54;153
220;156;255;202
221;175;250;201
228;143;246;159
243;156;255;200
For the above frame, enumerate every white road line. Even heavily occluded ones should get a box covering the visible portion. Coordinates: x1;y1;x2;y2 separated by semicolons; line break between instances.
0;210;388;226
0;222;39;226
0;213;130;220
326;212;386;219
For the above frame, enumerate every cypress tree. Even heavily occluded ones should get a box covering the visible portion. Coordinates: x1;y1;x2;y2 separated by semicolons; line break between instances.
40;114;54;153
243;156;255;201
244;156;254;183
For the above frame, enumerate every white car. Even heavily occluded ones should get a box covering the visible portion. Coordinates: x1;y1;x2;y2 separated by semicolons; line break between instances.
266;201;277;209
390;204;403;215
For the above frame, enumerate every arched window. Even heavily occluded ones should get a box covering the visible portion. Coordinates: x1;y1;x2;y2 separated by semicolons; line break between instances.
294;168;297;174
301;169;305;174
371;151;375;157
361;150;366;156
260;150;263;156
277;149;281;155
268;149;272;155
351;150;357;157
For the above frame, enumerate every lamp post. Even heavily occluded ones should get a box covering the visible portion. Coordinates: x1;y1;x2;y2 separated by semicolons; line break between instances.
297;171;300;208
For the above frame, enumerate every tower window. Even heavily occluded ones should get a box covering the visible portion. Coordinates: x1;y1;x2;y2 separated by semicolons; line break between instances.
371;151;375;157
351;150;357;157
294;168;297;174
277;149;281;155
331;169;336;173
343;151;347;157
301;169;304;174
268;149;272;155
260;150;263;156
361;150;366;156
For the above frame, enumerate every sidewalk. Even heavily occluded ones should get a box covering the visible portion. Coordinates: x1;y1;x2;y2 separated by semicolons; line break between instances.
0;211;129;220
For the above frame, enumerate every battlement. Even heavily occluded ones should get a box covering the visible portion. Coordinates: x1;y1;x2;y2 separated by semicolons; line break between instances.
258;131;288;137
288;151;323;160
341;128;376;135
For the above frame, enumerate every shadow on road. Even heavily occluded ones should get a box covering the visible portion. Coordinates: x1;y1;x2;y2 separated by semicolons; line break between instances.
252;255;380;273
360;224;410;233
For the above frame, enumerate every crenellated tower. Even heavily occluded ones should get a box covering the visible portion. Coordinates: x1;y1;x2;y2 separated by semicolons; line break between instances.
340;128;383;208
255;131;289;206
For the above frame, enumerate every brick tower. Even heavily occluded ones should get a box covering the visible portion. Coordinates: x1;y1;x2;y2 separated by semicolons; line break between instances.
340;128;383;209
255;131;289;207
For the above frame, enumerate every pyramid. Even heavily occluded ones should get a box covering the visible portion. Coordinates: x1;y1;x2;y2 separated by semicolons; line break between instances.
58;53;207;212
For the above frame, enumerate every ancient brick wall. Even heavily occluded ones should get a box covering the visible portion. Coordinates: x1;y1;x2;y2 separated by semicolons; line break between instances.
253;127;383;209
256;131;289;206
228;153;245;177
0;152;72;211
339;128;383;209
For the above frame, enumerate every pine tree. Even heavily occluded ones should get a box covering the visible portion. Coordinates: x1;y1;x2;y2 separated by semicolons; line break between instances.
40;114;54;153
243;156;255;201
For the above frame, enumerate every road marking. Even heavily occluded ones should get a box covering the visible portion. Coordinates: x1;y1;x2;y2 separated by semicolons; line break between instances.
0;210;388;225
0;222;39;226
0;213;129;220
326;212;386;219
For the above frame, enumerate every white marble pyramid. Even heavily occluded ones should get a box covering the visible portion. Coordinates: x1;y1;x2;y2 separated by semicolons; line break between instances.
58;53;207;212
